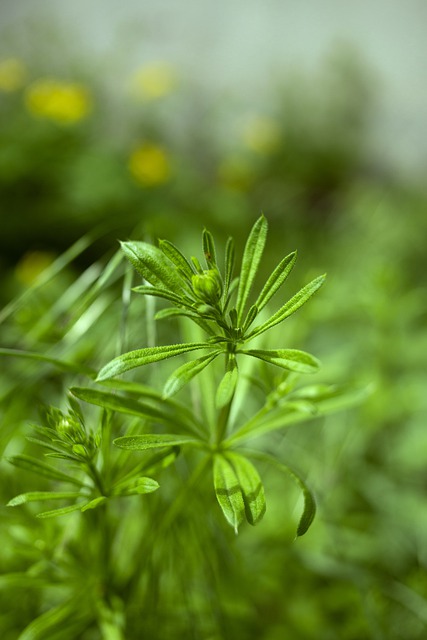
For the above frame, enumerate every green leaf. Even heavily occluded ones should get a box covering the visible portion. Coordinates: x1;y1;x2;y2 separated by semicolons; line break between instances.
223;237;235;300
227;453;266;525
120;241;183;291
71;386;168;422
158;239;195;282
80;496;107;512
17;597;90;640
96;342;213;381
36;503;85;519
154;307;200;321
163;351;221;398
132;285;191;307
6;455;84;486
243;450;316;537
242;304;259;333
240;349;320;373
255;250;297;311
0;348;94;376
91;381;205;436
248;274;326;339
236;215;268;323
278;462;316;537
115;476;160;496
216;356;238;409
113;434;199;451
202;228;217;268
7;491;83;507
213;454;245;533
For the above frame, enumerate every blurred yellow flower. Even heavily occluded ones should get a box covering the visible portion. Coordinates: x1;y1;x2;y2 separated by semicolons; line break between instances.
242;116;282;155
130;62;177;101
15;251;55;286
128;143;171;186
25;79;91;124
0;58;27;92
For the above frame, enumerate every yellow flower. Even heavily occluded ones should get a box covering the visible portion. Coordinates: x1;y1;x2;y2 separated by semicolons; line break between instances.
25;79;91;124
128;143;171;186
242;116;282;155
0;58;26;92
129;62;177;101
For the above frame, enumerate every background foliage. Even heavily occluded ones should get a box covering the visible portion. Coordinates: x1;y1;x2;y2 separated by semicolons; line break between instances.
1;36;427;639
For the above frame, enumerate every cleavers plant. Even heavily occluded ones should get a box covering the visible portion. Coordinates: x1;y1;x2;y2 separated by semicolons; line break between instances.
88;214;326;534
2;214;359;638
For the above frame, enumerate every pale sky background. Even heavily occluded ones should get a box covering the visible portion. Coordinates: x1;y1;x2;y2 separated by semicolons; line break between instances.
2;0;427;178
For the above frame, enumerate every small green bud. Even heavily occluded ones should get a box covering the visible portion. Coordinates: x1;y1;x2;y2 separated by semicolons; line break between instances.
72;444;87;457
57;415;84;443
192;269;222;305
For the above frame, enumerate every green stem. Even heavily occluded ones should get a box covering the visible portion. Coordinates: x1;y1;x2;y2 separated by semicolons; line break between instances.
215;351;236;445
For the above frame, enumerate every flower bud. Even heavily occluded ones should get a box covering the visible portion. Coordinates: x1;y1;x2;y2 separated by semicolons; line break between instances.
192;269;222;305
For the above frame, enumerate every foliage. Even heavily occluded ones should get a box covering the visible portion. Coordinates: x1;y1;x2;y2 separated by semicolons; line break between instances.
1;46;427;640
0;215;364;638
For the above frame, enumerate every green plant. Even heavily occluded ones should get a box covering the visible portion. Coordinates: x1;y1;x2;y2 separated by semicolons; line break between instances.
1;215;358;639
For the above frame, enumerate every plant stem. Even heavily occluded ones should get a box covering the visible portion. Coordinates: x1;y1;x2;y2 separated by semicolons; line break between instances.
215;351;235;446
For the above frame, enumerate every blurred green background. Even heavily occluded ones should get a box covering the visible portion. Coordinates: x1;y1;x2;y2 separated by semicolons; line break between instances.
1;2;427;638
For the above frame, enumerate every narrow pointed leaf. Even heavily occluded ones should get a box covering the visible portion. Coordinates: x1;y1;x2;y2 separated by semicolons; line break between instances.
97;342;213;380
17;597;90;640
121;241;183;291
243;451;316;537
216;356;238;408
7;491;83;507
71;386;169;422
255;250;297;311
163;351;221;398
36;503;85;519
158;239;195;281
114;434;199;450
236;215;268;323
227;453;266;525
115;476;160;496
223;237;235;300
80;496;107;512
202;228;217;267
242;303;259;333
249;274;326;339
132;285;191;307
281;463;316;536
6;455;84;486
154;307;203;322
241;349;320;373
213;454;245;533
